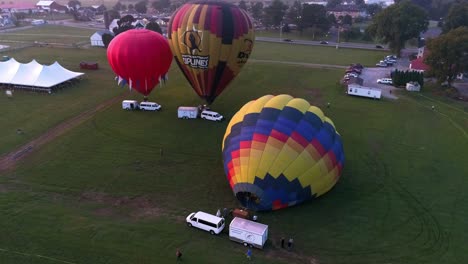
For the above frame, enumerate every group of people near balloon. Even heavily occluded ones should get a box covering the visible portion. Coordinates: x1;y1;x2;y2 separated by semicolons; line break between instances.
106;1;345;211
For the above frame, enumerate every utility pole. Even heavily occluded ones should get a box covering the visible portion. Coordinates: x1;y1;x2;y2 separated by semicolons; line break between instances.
336;25;340;49
279;21;283;40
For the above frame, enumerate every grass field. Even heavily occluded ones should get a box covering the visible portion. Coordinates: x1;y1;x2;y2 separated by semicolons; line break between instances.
0;25;94;45
1;25;468;264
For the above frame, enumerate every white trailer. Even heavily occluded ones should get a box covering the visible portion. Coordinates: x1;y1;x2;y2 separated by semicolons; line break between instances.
229;217;268;249
178;106;199;119
347;84;382;99
122;100;139;110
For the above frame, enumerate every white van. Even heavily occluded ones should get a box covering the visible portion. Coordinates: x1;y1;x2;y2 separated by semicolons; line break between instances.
122;100;139;110
139;101;161;111
200;110;224;121
186;211;225;235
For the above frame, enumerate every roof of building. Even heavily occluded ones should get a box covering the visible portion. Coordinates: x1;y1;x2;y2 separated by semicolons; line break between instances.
0;3;36;9
36;1;55;7
410;57;430;71
93;30;114;36
327;4;362;12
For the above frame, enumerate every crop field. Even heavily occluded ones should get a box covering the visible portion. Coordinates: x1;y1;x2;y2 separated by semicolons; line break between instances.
1;25;468;264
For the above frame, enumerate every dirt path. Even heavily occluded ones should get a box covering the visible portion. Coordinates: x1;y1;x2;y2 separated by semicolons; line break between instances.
0;92;128;172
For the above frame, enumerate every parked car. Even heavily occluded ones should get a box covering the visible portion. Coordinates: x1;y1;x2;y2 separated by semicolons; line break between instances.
376;45;383;49
377;78;393;84
376;61;388;67
345;73;359;78
186;211;225;235
386;55;397;60
319;41;328;44
139;101;161;111
200;110;224;121
283;38;292;42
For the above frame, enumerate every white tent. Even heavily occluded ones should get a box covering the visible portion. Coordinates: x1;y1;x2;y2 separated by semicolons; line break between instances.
90;30;113;47
0;58;84;90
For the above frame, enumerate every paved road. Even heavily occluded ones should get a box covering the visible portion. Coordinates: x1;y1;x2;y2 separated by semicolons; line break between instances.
256;36;418;54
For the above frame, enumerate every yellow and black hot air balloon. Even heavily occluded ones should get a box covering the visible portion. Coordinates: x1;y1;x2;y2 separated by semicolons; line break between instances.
222;95;345;211
168;1;254;104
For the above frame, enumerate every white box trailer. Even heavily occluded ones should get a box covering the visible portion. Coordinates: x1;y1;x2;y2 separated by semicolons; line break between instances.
122;100;139;110
229;217;268;249
178;106;198;119
347;84;382;99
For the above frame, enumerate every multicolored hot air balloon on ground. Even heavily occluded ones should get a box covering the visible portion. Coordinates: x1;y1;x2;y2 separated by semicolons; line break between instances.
107;29;173;98
222;95;345;211
168;1;254;104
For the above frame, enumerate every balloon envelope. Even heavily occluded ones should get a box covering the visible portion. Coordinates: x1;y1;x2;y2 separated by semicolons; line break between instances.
107;29;173;96
168;1;254;104
222;95;345;211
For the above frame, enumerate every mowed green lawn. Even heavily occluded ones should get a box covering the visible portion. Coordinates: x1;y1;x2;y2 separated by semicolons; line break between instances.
252;41;387;66
1;29;468;264
0;25;94;44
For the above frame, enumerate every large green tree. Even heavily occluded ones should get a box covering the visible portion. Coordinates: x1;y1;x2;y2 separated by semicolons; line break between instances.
249;2;264;22
262;0;288;27
442;2;468;33
301;4;330;39
365;3;383;17
367;0;428;56
425;27;468;87
238;0;248;11
135;0;148;14
286;0;303;30
151;0;171;12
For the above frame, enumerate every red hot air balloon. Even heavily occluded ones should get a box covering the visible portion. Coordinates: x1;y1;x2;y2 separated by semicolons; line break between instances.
168;1;255;105
107;29;173;97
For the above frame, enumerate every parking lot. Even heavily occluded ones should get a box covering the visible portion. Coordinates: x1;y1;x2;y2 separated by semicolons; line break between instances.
358;57;411;99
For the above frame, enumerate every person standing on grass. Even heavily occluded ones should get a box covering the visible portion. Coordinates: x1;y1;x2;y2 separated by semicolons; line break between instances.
288;238;294;251
246;248;252;260
176;248;182;262
281;237;285;248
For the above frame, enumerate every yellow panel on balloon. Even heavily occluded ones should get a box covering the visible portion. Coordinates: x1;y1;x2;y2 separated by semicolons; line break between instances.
269;143;300;179
297;164;322;189
283;150;316;183
256;143;281;179
286;98;310;113
264;94;292;110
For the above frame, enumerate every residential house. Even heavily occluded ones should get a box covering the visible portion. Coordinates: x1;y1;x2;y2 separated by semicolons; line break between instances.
0;2;38;13
36;1;68;13
327;5;366;19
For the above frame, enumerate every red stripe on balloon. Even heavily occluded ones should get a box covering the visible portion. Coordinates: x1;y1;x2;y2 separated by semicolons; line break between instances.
270;130;289;143
253;133;268;143
290;131;309;148
311;139;326;156
240;141;251;149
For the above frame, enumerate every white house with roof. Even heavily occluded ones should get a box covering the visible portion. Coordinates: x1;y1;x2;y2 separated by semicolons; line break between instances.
36;1;68;12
